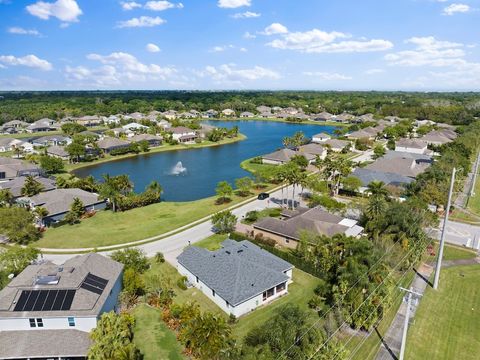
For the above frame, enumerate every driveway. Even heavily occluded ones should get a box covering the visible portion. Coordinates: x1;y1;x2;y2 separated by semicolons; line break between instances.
42;184;302;265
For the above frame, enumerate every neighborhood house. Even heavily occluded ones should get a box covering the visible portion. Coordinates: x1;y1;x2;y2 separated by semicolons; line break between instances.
177;240;293;317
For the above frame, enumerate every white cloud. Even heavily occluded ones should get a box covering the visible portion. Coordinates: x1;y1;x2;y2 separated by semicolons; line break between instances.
197;64;280;85
7;27;41;36
262;23;288;35
232;11;260;19
0;54;52;71
26;0;82;22
364;68;385;75
302;72;352;80
267;28;393;53
243;31;256;39
240;47;248;52
217;0;251;8
210;45;234;52
144;1;183;11
121;1;142;10
443;3;470;15
117;16;165;28
146;43;161;52
385;36;465;67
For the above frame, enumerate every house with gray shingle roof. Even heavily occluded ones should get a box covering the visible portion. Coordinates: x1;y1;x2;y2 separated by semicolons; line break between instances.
262;148;315;165
0;253;123;360
177;240;293;317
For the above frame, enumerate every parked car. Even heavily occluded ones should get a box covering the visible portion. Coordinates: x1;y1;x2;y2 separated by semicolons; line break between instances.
257;192;270;200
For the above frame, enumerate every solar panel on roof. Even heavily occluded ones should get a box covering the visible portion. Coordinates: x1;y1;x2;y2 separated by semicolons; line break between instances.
13;289;75;312
62;290;76;310
52;289;67;311
32;290;48;311
80;273;108;295
14;290;30;311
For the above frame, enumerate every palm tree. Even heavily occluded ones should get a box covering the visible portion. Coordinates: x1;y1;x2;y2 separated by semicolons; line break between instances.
115;174;133;196
33;207;49;226
146;180;162;194
13;146;24;159
365;181;389;198
100;174;120;212
21;176;44;197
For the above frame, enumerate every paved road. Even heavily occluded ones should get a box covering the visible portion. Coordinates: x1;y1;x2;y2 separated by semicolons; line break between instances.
429;219;480;250
42;185;302;265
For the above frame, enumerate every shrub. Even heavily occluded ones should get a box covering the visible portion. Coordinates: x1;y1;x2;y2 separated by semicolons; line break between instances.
228;313;237;324
176;276;188;290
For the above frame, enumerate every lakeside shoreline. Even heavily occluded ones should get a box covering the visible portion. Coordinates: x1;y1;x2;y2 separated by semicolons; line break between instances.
206;117;348;127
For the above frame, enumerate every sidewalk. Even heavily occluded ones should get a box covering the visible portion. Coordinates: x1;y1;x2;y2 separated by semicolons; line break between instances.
375;263;433;360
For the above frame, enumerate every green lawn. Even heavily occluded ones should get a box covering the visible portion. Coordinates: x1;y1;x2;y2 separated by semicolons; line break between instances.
194;233;228;250
35;190;267;249
240;157;278;179
405;265;480;360
466;167;480;216
133;304;185;360
443;244;478;261
144;260;321;341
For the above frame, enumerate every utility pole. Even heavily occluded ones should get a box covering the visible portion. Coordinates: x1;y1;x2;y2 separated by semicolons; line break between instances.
470;152;479;197
399;287;423;360
434;167;456;290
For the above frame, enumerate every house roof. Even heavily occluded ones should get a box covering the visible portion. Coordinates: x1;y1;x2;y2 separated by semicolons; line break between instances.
177;240;293;306
0;176;56;197
26;188;102;215
47;145;69;158
0;329;91;359
313;132;331;139
254;207;363;241
0;137;16;147
170;126;195;134
0;253;123;318
324;139;349;150
97;137;130;149
262;148;315;163
129;134;163;142
0;157;41;178
298;143;326;156
365;156;430;178
352;167;415;187
31;135;70;144
395;138;428;149
383;150;433;162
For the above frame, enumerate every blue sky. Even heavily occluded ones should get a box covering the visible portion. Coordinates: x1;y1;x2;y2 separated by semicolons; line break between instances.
0;0;479;90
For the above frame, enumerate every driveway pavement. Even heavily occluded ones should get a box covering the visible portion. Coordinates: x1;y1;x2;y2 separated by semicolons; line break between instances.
42;185;301;265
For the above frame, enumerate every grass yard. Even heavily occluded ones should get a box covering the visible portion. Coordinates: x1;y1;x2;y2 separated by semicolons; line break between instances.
34;189;268;249
442;244;478;261
466;167;480;216
405;265;480;360
144;260;321;341
194;233;228;250
133;304;185;360
240;158;278;179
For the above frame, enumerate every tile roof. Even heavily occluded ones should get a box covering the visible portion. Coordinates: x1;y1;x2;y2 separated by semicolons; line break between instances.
177;240;292;306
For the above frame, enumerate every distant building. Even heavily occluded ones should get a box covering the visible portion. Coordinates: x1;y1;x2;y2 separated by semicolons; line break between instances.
222;109;236;117
177;240;293;317
262;148;315;165
311;132;331;143
0;253;123;360
170;126;197;143
27;119;59;133
129;134;163;147
0;157;42;180
46;145;70;160
97;137;131;153
395;138;428;154
297;143;327;160
240;111;255;118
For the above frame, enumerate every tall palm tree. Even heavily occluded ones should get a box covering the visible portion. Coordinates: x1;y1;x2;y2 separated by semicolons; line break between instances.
146;180;163;195
366;181;389;198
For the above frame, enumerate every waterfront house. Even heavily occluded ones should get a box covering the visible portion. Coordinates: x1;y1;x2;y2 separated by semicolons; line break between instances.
96;137;131;154
311;133;331;143
170;126;197;143
0;157;42;180
129;134;163;147
0;176;56;198
22;188;107;226
262;148;315;165
312;112;334;122
177;240;293;317
240;111;255;118
46;145;70;160
222;109;236;117
297;143;327;160
253;207;364;249
196;124;217;139
203;109;219;118
0;253;123;360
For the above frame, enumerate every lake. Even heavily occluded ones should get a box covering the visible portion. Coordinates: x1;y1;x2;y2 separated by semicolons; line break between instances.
73;120;337;201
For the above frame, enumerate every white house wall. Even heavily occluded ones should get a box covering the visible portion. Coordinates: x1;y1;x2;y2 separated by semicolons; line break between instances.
0;315;97;332
178;263;290;317
395;146;426;154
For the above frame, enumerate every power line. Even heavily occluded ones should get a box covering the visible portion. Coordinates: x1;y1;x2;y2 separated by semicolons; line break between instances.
306;238;429;360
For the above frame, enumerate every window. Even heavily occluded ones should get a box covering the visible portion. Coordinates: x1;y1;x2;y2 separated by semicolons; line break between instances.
0;172;5;179
212;289;215;297
276;283;286;293
36;318;43;327
29;318;36;328
68;317;75;327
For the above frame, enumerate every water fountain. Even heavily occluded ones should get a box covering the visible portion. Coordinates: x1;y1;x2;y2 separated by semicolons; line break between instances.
170;161;187;175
